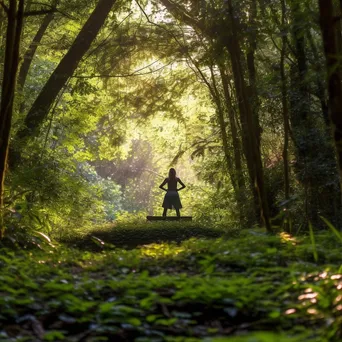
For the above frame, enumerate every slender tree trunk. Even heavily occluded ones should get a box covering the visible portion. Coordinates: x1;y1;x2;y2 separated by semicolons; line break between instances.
216;106;236;189
306;30;330;125
219;67;245;194
280;0;290;202
226;0;272;232
18;0;59;92
288;0;340;223
192;60;246;224
0;0;25;238
318;0;342;201
246;0;261;149
288;0;315;223
220;66;254;225
208;66;237;192
16;0;117;141
244;2;262;223
279;0;291;232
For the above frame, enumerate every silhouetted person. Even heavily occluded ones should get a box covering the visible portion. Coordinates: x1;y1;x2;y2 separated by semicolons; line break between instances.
159;168;186;217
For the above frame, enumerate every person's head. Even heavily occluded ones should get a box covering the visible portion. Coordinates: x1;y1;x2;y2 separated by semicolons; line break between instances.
169;168;176;179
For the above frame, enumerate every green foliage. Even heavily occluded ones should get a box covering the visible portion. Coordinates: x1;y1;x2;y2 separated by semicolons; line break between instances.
0;229;341;341
6;154;122;236
0;0;341;236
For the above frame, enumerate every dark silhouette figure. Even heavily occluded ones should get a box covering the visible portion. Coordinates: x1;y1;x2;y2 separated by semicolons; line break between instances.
159;168;186;217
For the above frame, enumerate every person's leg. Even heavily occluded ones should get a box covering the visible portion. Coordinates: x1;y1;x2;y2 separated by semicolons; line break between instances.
176;208;180;218
163;208;167;217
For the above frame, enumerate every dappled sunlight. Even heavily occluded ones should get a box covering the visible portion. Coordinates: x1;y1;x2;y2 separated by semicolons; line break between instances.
140;242;186;258
279;232;297;245
284;308;296;315
307;308;319;315
290;269;342;321
298;290;318;302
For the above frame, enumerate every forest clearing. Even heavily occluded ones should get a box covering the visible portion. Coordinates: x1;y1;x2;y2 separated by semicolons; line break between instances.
1;0;342;341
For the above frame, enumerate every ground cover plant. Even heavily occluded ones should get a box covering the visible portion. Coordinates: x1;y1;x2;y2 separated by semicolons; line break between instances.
0;224;341;341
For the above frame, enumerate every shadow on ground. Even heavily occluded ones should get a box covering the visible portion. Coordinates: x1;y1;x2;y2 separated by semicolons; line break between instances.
61;222;227;250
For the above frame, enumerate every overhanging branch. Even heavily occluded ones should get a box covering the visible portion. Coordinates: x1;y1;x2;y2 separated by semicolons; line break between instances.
24;1;74;19
24;8;57;16
72;60;174;78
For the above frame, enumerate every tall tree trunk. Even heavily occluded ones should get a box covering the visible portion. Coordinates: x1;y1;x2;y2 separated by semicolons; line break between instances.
0;0;25;238
246;0;261;149
280;0;291;231
226;0;272;232
289;0;340;223
280;0;290;202
18;0;59;92
288;0;313;223
306;30;329;125
16;0;117;141
220;66;254;225
193;60;247;225
318;0;342;201
243;3;262;223
207;65;238;193
219;67;245;194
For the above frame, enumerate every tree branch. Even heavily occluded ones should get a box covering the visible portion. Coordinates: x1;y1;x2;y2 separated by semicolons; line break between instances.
24;8;60;16
24;2;74;19
72;60;174;78
158;0;203;33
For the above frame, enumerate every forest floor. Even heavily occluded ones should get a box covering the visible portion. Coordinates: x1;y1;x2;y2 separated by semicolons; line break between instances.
0;222;341;342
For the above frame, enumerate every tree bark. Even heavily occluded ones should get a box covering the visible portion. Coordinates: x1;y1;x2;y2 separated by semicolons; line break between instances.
17;0;117;141
318;0;342;201
0;0;25;238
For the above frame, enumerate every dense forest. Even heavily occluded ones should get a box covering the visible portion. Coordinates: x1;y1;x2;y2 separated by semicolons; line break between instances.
0;0;341;341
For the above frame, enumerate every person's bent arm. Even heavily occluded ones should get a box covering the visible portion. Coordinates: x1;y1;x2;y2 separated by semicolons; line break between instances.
159;178;168;191
177;178;186;191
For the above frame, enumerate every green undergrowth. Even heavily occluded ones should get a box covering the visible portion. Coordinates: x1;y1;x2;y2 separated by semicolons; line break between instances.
0;227;341;341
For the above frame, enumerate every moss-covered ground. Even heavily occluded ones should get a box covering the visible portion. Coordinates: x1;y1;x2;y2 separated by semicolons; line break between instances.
0;223;341;341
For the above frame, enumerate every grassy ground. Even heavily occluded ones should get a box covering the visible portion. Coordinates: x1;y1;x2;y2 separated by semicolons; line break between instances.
0;223;341;341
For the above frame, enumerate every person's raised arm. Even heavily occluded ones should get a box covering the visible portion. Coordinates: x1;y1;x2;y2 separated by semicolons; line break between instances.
159;178;168;192
177;178;186;191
